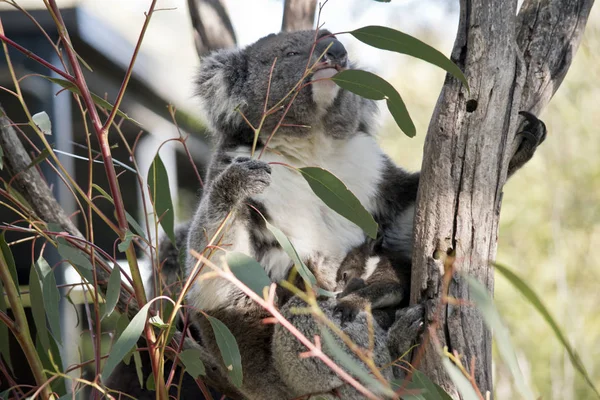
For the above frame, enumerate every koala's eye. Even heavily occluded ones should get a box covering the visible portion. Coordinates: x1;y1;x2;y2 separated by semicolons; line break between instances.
286;51;300;57
342;271;348;282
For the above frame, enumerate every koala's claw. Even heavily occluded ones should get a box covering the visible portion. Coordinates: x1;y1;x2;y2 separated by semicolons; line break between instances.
333;301;360;325
227;157;272;197
508;111;547;177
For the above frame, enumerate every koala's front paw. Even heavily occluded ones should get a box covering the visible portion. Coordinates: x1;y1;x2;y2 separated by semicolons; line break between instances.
219;156;272;199
508;111;547;177
333;296;365;325
387;303;425;370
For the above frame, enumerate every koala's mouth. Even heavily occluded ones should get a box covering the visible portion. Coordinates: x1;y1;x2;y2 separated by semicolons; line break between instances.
311;63;344;82
313;62;344;74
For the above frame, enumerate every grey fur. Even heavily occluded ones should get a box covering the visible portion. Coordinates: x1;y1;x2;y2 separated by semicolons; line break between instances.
109;29;547;399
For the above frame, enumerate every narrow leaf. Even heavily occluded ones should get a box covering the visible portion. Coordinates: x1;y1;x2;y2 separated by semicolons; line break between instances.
146;374;156;391
206;315;243;388
466;276;533;400
22;148;50;174
441;359;479;400
226;252;271;297
148;154;176;246
44;77;142;126
0;233;19;297
0;140;4;170
56;237;93;283
350;26;469;91
263;220;316;286
102;264;121;319
299;167;378;239
29;264;50;351
179;349;207;379
36;256;62;345
403;370;453;400
102;301;153;379
0;279;12;372
495;263;600;398
133;348;144;388
321;327;393;396
32;111;52;135
332;69;415;137
118;230;135;253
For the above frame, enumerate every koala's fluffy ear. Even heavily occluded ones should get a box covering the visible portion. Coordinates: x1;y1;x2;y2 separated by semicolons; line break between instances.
195;49;248;134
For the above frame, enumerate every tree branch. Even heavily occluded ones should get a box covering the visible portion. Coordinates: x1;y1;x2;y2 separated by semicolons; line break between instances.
410;0;593;395
187;0;237;58
282;0;317;32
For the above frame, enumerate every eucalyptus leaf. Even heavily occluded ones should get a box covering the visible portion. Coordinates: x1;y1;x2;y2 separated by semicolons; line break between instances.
321;327;393;396
148;154;177;246
466;276;534;400
32;111;52;135
332;70;415;137
495;263;600;398
102;301;153;379
350;26;469;91
226;252;271;297
299;166;378;238
29;264;50;351
102;264;121;319
0;233;19;297
206;315;243;388
0;279;12;372
441;359;479;400
44;76;142;126
118;229;136;253
179;349;207;379
35;256;62;345
402;370;453;400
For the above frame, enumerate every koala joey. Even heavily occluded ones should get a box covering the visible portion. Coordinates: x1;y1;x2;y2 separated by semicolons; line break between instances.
108;28;547;399
334;237;410;330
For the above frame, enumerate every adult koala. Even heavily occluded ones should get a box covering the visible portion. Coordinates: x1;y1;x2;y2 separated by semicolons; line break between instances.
107;28;546;399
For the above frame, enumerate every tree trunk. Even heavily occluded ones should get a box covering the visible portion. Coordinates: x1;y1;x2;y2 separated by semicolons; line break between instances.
187;0;237;57
410;0;593;397
282;0;317;32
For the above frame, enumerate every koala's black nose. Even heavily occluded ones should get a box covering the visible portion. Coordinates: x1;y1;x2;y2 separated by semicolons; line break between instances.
317;37;348;64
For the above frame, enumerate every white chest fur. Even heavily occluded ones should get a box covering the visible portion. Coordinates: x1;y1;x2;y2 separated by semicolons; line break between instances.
228;132;385;288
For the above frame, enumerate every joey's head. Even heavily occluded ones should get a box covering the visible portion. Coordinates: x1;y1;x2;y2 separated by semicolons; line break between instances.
195;29;377;147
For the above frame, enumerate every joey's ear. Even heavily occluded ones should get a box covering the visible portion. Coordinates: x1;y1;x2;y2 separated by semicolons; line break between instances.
195;49;248;134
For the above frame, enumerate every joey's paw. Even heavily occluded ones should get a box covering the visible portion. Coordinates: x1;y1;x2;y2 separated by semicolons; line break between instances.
226;156;272;197
336;277;366;299
508;111;547;177
333;298;362;325
393;303;425;336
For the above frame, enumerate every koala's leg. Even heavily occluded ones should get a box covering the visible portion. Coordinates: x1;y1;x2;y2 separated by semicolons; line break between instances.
387;303;425;379
334;282;406;325
507;111;547;177
273;296;394;399
185;156;271;311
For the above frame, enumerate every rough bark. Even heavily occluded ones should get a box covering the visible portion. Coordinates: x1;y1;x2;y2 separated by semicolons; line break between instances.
282;0;317;32
410;0;593;397
187;0;237;57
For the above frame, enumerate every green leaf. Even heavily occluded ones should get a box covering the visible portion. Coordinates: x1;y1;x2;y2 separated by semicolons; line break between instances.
465;276;534;400
133;348;144;389
56;237;93;283
21;148;51;174
0;233;19;297
350;26;469;91
148;154;176;246
299;167;378;239
402;370;453;400
32;111;52;135
206;315;243;388
179;349;207;379
35;334;66;395
102;301;153;379
29;264;50;351
0;141;4;170
118;229;136;253
441;359;479;400
332;69;415;137
495;263;600;398
145;374;156;391
149;315;169;329
0;278;12;372
321;327;393;396
44;77;142;127
102;263;121;320
226;252;271;297
35;256;62;345
263;220;316;286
